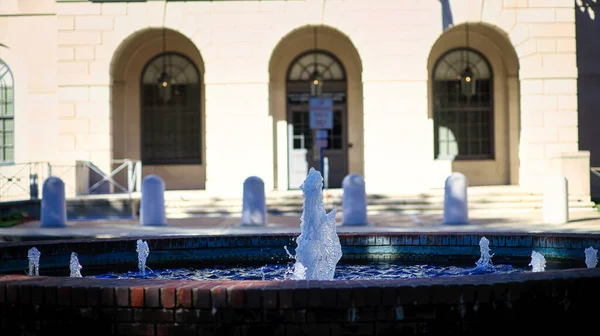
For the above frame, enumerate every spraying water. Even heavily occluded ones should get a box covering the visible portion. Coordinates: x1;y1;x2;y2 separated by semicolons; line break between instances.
136;239;150;275
529;250;546;272
290;168;342;280
584;246;598;268
27;247;40;276
70;252;82;278
475;237;494;270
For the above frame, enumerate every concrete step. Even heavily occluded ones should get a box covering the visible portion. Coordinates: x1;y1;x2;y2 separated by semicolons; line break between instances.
165;200;596;215
163;194;590;209
63;186;596;218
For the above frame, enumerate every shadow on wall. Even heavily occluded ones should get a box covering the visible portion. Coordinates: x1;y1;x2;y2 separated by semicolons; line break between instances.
576;0;600;200
440;0;454;31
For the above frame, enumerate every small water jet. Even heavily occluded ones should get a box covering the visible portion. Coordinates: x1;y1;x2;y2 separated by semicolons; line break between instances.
27;247;40;276
290;168;342;280
529;250;546;272
585;246;598;268
70;252;82;278
136;239;150;275
475;237;493;270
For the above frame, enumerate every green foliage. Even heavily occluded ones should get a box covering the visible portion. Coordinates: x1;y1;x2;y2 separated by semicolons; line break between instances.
0;212;27;228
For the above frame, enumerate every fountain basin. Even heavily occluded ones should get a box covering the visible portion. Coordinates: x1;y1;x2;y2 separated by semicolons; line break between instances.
1;232;599;335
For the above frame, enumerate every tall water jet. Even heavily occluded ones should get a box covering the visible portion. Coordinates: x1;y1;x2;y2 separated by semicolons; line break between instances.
291;168;342;280
70;252;82;278
584;246;598;268
27;247;40;276
529;250;546;272
475;237;493;269
136;239;150;274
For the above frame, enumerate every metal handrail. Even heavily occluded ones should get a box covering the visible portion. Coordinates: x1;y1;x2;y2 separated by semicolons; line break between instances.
0;159;142;202
78;159;142;197
591;167;600;179
0;162;51;201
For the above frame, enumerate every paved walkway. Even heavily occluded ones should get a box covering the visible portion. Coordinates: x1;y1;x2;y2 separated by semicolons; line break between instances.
2;210;600;241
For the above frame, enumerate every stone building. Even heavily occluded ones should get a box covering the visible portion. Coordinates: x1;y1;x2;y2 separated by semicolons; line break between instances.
0;0;592;199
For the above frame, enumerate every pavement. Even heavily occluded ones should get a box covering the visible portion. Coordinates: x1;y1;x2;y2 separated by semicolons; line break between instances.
3;209;600;241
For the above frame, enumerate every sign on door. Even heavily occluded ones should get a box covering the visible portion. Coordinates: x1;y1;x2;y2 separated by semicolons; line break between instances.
309;98;333;130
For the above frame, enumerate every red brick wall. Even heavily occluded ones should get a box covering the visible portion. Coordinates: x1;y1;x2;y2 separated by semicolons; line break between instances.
1;268;600;335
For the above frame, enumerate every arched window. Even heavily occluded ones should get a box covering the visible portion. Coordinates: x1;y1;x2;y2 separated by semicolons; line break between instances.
0;60;14;163
433;48;494;160
287;51;345;81
140;52;201;165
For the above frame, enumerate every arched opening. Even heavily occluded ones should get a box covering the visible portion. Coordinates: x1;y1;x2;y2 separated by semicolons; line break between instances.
286;50;348;189
110;28;206;190
433;48;494;161
0;60;14;163
428;23;520;186
269;25;363;190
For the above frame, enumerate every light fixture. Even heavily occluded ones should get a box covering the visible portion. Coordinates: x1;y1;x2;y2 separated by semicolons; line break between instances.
310;27;323;97
157;28;173;102
460;23;475;97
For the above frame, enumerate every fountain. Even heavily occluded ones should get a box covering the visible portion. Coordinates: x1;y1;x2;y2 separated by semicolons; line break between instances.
3;174;600;334
290;168;342;280
529;250;546;272
136;239;150;275
475;237;493;270
69;252;82;278
585;246;598;268
27;247;40;276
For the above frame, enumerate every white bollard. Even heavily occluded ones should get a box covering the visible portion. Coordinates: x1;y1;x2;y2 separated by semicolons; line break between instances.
543;175;569;225
40;177;67;228
241;176;267;226
342;174;368;226
443;172;469;225
140;174;166;226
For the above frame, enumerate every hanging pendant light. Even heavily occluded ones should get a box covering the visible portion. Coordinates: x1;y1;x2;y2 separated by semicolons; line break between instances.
460;23;475;97
157;28;173;102
310;27;323;97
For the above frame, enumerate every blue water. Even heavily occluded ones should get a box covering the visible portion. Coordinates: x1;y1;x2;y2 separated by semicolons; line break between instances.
91;262;525;281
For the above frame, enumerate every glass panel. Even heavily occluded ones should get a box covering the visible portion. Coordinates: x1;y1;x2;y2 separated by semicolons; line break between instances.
142;53;199;85
4;131;13;145
0;61;14;86
434;49;491;81
5;119;14;131
4;147;13;162
288;51;345;81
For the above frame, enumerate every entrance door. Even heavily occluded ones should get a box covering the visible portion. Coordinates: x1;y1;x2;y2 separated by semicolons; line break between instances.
287;99;348;189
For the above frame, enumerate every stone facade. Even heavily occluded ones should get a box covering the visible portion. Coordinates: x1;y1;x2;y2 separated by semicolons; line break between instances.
0;0;590;198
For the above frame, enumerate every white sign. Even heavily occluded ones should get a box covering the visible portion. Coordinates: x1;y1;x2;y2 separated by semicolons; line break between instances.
309;98;333;130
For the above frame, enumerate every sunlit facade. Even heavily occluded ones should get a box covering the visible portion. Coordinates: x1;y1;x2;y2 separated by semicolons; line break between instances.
0;0;591;198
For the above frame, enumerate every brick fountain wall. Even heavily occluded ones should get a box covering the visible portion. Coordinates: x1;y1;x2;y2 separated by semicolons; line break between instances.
1;232;600;335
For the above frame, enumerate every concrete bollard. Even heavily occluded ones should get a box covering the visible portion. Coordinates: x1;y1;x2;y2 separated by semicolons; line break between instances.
140;174;166;226
40;177;67;228
241;176;267;226
543;175;569;225
342;174;368;226
443;172;469;225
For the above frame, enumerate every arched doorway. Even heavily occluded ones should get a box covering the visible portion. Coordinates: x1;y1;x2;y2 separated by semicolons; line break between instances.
432;48;494;161
286;51;348;189
140;52;202;165
268;25;364;191
110;28;206;190
427;23;520;186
